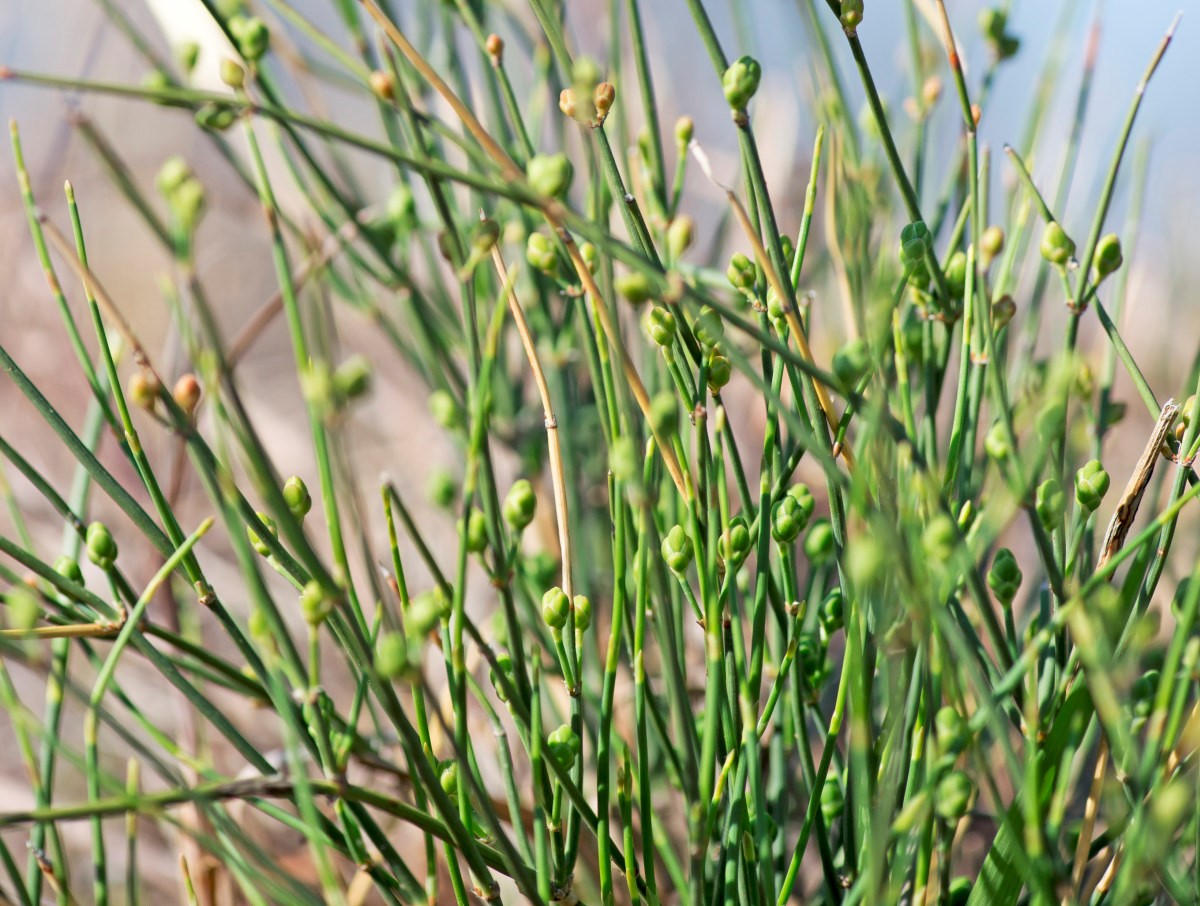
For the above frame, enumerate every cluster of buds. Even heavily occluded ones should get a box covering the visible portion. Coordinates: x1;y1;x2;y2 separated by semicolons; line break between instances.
558;56;615;127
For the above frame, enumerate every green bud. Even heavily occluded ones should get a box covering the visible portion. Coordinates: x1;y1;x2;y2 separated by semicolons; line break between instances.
333;354;372;401
246;511;277;557
526;152;573;198
899;307;924;358
935;706;969;758
980;225;1005;265
526;232;557;275
922;514;958;564
707;350;732;393
719;515;752;568
803;519;836;565
991;295;1016;331
429;389;463;431
934;770;974;823
819;588;844;633
156;156;192;199
573;595;592;632
987;548;1022;608
727;252;756;291
85;522;119;570
230;15;270;62
458;509;488;553
376;631;409;678
693;306;724;348
4;584;40;633
283;476;312;519
195;103;237;132
839;0;864;31
176;41;201;76
787;483;816;523
984;420;1012;460
944;250;968;300
407;588;449;637
53;555;84;586
490;651;514;702
299;580;334;626
796;631;826;688
979;8;1007;41
171;177;206;235
1039;221;1075;265
542;586;570;631
609;435;639;482
616;272;654;305
722;55;762;110
1131;670;1159;719
427;468;457;509
1036;477;1066;530
778;235;795;267
547;724;581;770
771;495;805;544
766;286;787;323
832;337;871;390
667;215;695;260
644;306;677;347
661;525;694;573
650;391;680;437
1074;459;1111;513
219;57;245;89
502;479;537;531
1093;233;1123;280
899;221;933;268
438;759;458;799
129;372;160;411
387;184;417;232
579;241;598;274
674;115;694;146
141;69;170;101
820;778;844;822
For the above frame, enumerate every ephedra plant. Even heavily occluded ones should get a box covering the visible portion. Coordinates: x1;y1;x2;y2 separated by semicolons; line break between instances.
0;0;1198;904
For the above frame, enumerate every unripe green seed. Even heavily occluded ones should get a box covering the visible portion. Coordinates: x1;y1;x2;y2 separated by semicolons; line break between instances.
616;272;654;305
299;580;333;626
644;306;677;347
573;595;592;633
427;469;457;509
609;435;639;482
987;548;1022;608
1036;477;1066;530
86;522;118;570
333;354;372;401
935;706;969;757
661;525;694;573
944;250;968;300
429;389;463;430
490;651;514;702
796;631;826;687
376;631;409;678
819;587;844;633
283;476;312;519
899;221;933;267
526;232;557;275
579;241;598;273
832;337;871;390
542;586;570;631
719;515;752;568
980;225;1005;265
547;724;581;770
170;177;207;235
526;153;573;198
722;55;762;110
246;512;277;557
1039;221;1075;265
693;306;724;348
458;509;488;553
707;351;732;393
438;759;458;800
804;519;836;565
195;103;237;132
839;0;864;30
1093;233;1123;280
502;479;537;531
727;252;756;291
407;588;449;637
53;555;84;586
778;235;795;267
230;15;270;62
674;115;694;146
156;157;192;199
771;495;805;544
820;779;844;822
649;391;680;437
1075;459;1111;513
667;215;694;260
991;294;1016;330
219;57;245;89
787;483;816;523
934;770;974;822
